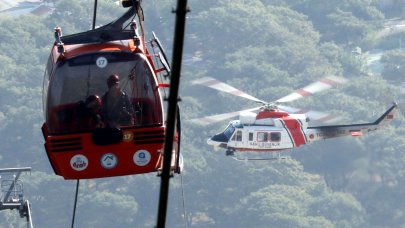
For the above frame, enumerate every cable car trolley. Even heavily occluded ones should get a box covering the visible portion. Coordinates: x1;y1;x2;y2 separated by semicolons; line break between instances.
41;1;181;179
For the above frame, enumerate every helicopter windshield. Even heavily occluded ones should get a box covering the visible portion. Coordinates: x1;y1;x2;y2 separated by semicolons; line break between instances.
45;51;163;134
223;124;236;139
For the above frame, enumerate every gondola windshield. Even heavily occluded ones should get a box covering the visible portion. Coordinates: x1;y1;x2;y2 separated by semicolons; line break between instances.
45;51;162;134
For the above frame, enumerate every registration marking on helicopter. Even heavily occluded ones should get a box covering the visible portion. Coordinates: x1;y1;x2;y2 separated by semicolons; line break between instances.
250;142;281;149
315;129;346;138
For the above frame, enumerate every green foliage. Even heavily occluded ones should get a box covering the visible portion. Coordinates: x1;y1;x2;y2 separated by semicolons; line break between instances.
78;191;139;226
377;0;405;18
377;32;405;50
225;161;366;227
293;0;384;44
381;49;405;82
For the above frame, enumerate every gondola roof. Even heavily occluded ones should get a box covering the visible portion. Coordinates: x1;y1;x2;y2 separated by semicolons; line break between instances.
60;5;138;45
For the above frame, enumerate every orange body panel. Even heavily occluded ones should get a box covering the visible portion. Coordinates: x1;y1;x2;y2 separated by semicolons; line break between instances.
43;124;165;179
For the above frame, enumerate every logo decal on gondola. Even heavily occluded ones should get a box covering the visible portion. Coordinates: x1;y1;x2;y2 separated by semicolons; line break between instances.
70;154;88;171
101;153;118;169
96;56;108;68
123;131;134;142
133;150;151;166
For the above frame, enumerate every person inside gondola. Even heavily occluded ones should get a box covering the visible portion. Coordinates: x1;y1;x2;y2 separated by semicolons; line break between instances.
101;74;135;128
76;94;104;130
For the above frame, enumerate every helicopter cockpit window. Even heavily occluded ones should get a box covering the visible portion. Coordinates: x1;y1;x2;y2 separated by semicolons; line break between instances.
46;52;162;134
223;124;235;139
231;130;242;142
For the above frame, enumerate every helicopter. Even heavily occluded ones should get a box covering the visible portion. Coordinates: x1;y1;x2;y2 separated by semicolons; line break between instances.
41;1;182;179
191;76;397;157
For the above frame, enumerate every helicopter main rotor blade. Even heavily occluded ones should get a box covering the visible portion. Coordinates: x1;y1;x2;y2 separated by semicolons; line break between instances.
278;105;342;123
188;107;261;125
191;77;266;104
276;76;347;103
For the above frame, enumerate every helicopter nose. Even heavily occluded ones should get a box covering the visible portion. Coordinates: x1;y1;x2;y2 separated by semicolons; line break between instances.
207;138;218;146
207;138;226;148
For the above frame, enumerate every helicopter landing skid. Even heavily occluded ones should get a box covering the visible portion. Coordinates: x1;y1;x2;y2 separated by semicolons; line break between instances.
232;156;287;161
226;150;288;161
231;156;288;161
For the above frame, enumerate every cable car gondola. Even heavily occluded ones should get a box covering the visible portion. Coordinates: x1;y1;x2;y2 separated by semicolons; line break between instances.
41;1;181;179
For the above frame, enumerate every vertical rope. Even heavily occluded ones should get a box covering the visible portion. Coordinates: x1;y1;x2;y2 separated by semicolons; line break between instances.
180;173;188;228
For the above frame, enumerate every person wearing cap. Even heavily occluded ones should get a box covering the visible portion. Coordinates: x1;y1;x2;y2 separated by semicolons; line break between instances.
76;94;104;130
101;74;135;127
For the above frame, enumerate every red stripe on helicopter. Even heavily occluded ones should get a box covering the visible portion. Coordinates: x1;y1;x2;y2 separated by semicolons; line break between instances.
200;79;245;97
320;77;342;86
296;89;312;97
200;78;219;86
281;117;306;147
231;90;245;96
256;111;288;119
350;131;363;137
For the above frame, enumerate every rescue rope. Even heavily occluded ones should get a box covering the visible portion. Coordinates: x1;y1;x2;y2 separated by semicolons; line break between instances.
180;173;188;228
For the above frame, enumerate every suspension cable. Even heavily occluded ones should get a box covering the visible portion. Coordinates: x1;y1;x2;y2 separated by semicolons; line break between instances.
92;0;97;30
156;0;188;227
71;180;80;228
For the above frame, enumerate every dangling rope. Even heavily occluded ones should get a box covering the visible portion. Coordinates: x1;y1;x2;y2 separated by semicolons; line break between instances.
180;173;188;228
71;180;80;228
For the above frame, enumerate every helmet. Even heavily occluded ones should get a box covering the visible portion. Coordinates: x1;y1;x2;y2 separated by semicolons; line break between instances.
85;95;101;107
107;74;120;88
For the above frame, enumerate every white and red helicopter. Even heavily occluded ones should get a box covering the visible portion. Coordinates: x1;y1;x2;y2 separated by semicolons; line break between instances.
190;76;397;157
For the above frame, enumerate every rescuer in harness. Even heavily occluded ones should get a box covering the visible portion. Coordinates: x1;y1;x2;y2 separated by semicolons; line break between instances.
101;74;135;128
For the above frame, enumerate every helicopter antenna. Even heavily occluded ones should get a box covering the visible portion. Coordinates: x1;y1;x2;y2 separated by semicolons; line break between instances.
92;0;98;30
156;0;188;227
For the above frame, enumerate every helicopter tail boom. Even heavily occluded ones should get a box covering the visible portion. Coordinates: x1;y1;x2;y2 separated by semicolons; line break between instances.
373;102;397;125
306;103;397;142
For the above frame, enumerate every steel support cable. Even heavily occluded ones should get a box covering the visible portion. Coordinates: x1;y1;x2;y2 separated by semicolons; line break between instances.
26;200;33;228
71;180;80;228
156;0;188;227
92;0;97;30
